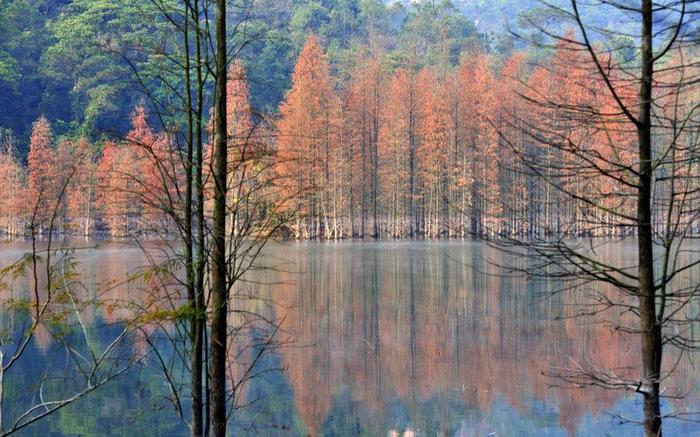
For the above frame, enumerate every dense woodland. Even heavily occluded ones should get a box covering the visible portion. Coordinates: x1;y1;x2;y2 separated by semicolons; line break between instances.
1;0;488;145
0;0;664;240
0;33;697;239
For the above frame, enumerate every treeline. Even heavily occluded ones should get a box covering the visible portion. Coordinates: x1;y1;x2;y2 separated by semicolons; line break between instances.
275;35;697;239
0;61;275;238
1;34;696;240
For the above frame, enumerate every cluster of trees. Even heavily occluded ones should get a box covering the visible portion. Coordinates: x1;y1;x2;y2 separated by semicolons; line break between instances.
494;2;699;436
0;65;273;238
0;0;653;241
0;0;488;153
277;33;513;239
0;110;171;237
276;33;697;239
0;0;283;434
0;0;698;436
1;33;696;241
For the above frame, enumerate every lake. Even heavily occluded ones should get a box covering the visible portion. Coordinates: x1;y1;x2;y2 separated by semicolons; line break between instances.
1;240;699;436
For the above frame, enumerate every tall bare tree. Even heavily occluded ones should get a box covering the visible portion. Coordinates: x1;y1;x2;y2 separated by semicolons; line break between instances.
209;0;228;434
495;1;700;436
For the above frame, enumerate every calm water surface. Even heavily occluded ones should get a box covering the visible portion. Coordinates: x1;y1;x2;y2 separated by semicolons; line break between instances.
1;240;699;436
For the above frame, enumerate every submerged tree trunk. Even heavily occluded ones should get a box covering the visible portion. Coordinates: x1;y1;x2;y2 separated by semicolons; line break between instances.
210;0;228;434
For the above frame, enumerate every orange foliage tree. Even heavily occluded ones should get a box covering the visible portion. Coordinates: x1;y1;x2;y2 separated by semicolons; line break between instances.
347;55;385;238
97;139;141;237
65;138;97;235
27;116;56;229
378;68;415;237
97;106;173;237
277;34;339;239
417;67;451;238
7;37;687;241
0;132;25;235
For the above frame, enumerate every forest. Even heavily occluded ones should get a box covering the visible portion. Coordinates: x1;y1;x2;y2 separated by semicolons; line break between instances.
0;1;699;436
1;0;692;240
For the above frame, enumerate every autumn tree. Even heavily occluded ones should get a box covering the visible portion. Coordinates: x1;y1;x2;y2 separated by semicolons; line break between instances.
27;117;56;230
223;61;262;237
492;53;528;236
347;54;385;238
96;106;175;237
417;67;451;238
65;138;97;236
496;2;700;435
455;54;499;236
126;105;175;234
442;66;470;237
327;90;353;238
97;139;140;237
54;139;75;231
378;68;416;238
226;60;253;145
0;131;25;236
277;34;338;239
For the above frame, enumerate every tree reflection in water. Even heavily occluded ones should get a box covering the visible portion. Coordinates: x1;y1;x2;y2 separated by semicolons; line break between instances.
269;241;700;436
0;240;698;435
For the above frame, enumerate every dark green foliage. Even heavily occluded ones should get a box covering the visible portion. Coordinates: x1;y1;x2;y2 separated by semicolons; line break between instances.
0;0;630;158
0;0;59;155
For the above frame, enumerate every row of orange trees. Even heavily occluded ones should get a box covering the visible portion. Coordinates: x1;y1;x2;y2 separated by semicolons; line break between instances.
0;61;270;238
0;108;175;237
275;34;647;239
1;34;692;239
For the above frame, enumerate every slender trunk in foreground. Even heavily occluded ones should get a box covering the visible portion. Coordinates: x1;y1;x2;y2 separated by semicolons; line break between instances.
210;0;228;434
638;1;661;435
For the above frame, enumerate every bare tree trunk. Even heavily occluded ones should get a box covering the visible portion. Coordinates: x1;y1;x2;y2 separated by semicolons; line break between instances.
210;0;228;434
638;1;661;435
360;117;367;238
349;184;355;237
372;97;379;239
182;9;201;435
192;0;206;433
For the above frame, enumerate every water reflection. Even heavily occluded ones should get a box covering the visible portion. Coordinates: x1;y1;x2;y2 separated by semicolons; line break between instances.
260;241;700;436
0;240;698;435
